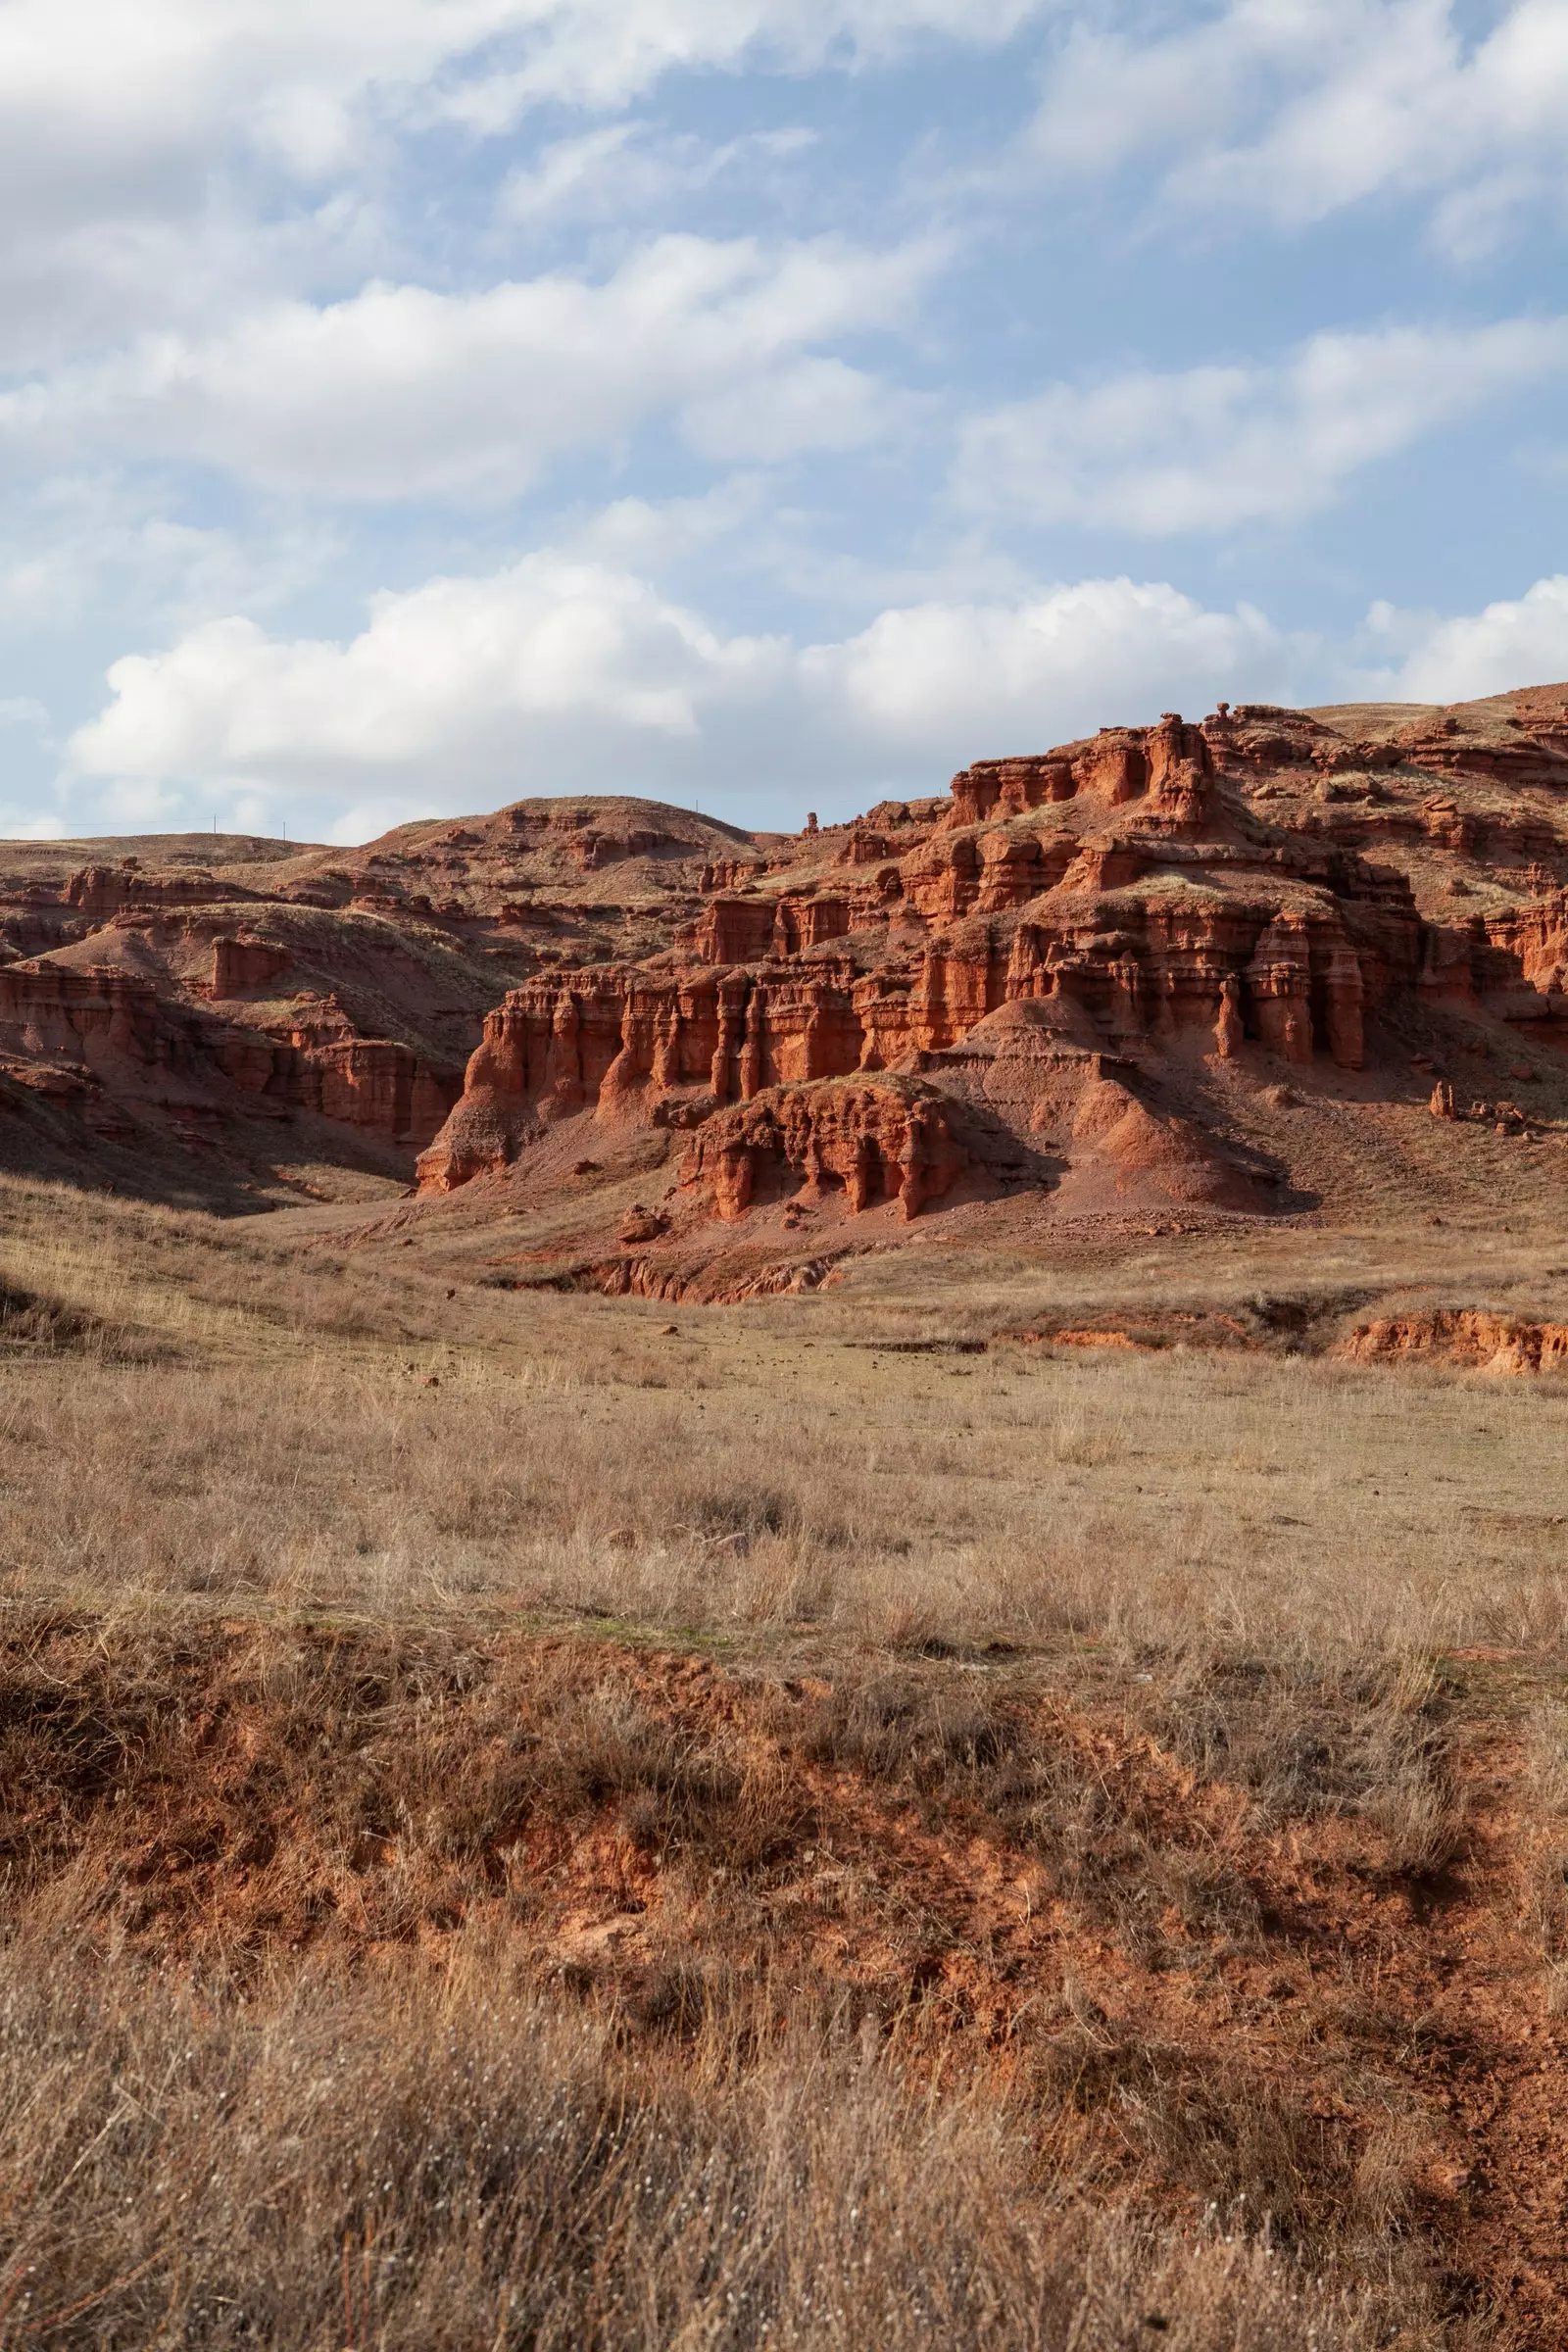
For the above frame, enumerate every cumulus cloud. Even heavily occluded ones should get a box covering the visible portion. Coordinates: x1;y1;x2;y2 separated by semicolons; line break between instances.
65;554;1298;836
801;580;1283;743
1027;0;1568;253
1372;575;1568;702
955;318;1568;533
1;235;936;498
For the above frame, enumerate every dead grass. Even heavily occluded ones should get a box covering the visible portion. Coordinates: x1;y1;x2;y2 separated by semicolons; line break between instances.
1;1170;1565;1664
0;1614;1497;2342
1526;1701;1568;2011
0;1930;1383;2352
0;1172;1563;2342
1149;1653;1468;1874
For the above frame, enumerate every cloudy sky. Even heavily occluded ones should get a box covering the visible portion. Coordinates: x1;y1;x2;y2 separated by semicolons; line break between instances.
2;0;1566;843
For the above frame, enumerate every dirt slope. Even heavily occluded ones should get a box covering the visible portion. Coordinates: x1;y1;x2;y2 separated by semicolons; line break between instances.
7;1614;1568;2339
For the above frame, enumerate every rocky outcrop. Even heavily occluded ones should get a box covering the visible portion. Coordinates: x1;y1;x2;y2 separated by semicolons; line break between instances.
270;1039;459;1145
677;1078;969;1221
419;869;1400;1195
64;865;259;918
1478;895;1568;1020
0;957;458;1152
1342;1311;1568;1375
0;961;183;1074
211;936;292;997
10;682;1568;1215
415;687;1568;1235
947;732;1148;825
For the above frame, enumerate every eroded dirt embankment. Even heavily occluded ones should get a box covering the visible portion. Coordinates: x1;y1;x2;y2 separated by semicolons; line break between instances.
4;1614;1566;2339
1341;1309;1568;1374
1004;1301;1568;1375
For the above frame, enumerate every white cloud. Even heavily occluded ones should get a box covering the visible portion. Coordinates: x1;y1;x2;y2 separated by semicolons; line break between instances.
496;122;815;227
0;475;342;634
956;318;1568;533
56;546;1568;846
1027;0;1568;254
0;697;50;737
64;552;1299;835
0;0;1040;224
1371;575;1568;701
0;0;1029;374
428;0;1044;126
804;580;1284;744
68;561;783;790
2;236;937;499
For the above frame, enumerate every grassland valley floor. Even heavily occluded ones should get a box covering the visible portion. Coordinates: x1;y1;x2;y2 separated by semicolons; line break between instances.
5;687;1568;2347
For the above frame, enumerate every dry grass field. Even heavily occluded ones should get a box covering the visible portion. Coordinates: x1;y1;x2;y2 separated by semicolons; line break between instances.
5;1171;1568;2346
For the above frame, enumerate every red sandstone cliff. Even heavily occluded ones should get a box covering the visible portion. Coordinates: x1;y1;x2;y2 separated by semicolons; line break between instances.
401;686;1568;1277
6;687;1568;1221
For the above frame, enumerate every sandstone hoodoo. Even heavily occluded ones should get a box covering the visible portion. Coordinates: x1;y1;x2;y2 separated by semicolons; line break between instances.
408;685;1568;1278
677;1077;970;1222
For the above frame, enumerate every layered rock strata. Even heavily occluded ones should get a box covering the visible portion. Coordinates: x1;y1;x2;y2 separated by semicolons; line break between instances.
677;1078;969;1221
7;687;1568;1212
0;958;459;1151
417;690;1568;1247
418;727;1413;1193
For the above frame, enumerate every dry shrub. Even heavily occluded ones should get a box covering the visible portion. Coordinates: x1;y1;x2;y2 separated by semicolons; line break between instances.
0;1928;1378;2352
783;1675;1262;1964
0;1624;817;1939
1527;1702;1568;2008
0;1617;1500;2345
1147;1654;1467;1876
1023;2001;1437;2281
1035;2022;1341;2240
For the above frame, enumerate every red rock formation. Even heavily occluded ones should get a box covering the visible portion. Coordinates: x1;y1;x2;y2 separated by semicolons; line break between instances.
0;956;458;1154
211;936;292;996
65;865;259;917
419;799;1429;1191
677;891;855;965
678;1078;968;1221
1143;713;1215;831
10;683;1568;1216
945;731;1149;825
1480;894;1568;1019
0;961;178;1074
300;1041;457;1143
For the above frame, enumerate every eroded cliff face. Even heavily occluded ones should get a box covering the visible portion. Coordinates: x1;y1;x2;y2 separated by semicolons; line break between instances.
0;954;464;1156
7;687;1568;1222
416;715;1426;1198
0;798;775;1195
677;1078;970;1222
408;686;1568;1274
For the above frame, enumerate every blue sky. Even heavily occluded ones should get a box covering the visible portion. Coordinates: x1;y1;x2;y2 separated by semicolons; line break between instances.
1;0;1566;843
